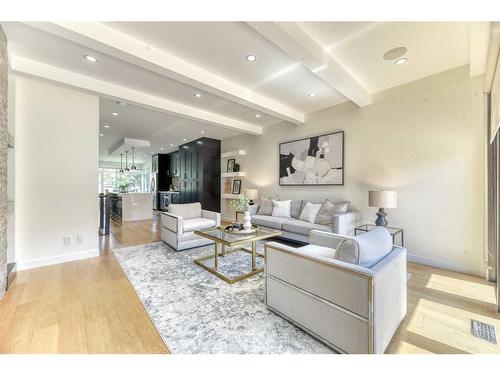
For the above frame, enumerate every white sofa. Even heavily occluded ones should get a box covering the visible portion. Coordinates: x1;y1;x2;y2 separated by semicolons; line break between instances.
161;202;221;251
264;229;407;354
249;203;358;242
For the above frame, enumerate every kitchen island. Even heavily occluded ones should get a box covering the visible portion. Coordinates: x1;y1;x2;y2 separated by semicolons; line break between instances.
109;192;153;222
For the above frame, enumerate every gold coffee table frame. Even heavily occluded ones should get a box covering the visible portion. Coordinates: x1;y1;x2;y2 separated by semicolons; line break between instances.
193;226;281;284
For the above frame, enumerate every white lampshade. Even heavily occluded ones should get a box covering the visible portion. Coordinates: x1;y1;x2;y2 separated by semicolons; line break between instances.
368;190;397;208
244;188;259;200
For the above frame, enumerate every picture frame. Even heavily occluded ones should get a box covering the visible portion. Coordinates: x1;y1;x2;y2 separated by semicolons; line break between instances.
232;179;242;194
227;158;236;172
279;130;344;186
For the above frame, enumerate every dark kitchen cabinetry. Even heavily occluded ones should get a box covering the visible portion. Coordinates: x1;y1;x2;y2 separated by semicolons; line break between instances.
155;154;171;191
178;138;220;212
168;151;179;177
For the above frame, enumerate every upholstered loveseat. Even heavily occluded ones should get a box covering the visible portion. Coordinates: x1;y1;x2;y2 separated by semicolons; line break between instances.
249;199;359;242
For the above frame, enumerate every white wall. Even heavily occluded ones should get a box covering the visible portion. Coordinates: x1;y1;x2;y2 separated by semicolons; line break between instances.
222;67;485;276
15;77;99;270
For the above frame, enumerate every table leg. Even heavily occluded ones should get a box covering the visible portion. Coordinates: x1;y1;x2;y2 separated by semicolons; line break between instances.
222;244;226;257
252;241;256;271
214;242;218;269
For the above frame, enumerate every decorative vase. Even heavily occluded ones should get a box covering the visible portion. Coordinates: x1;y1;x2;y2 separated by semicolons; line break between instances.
243;209;252;231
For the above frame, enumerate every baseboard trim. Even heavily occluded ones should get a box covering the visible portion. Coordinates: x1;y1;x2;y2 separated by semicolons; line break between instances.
16;248;100;271
407;252;483;277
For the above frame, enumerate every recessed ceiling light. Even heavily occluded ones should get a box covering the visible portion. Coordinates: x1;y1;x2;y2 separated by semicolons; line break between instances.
160;147;164;151
151;151;154;154
170;144;174;146
99;133;104;137
194;93;202;98
104;125;110;128
255;114;261;118
383;47;407;61
111;112;119;116
183;138;187;141
245;54;257;62
201;131;205;134
83;55;97;63
395;58;408;65
308;93;316;98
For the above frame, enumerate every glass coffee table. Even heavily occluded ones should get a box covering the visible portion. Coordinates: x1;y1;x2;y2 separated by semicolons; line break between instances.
194;226;281;284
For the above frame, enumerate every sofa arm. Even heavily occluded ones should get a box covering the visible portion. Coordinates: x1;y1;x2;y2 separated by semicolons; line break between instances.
332;211;359;236
371;246;407;353
309;230;347;249
201;210;221;226
162;212;184;235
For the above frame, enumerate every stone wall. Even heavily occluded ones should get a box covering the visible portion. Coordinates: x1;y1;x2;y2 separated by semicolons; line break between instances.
0;26;8;298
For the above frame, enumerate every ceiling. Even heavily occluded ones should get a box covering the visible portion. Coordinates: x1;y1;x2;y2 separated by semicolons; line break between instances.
99;97;240;164
1;21;489;165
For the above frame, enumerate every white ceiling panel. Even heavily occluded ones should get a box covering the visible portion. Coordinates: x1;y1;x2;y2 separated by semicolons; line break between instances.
105;22;347;112
99;97;240;164
301;21;470;93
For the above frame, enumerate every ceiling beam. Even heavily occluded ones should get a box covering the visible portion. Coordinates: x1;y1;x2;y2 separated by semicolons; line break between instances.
10;55;263;135
25;21;304;125
469;22;492;78
247;22;372;107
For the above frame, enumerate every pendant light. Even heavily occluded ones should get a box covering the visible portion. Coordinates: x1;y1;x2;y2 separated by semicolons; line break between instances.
119;154;124;173
124;150;130;172
131;147;137;170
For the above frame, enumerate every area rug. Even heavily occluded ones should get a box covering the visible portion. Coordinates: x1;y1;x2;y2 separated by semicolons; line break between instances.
112;241;334;354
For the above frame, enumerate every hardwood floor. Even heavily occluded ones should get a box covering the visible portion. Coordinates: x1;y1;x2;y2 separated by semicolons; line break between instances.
0;214;167;354
0;212;499;354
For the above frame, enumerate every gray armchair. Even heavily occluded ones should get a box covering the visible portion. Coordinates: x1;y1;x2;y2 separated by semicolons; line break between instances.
264;229;407;353
161;202;220;251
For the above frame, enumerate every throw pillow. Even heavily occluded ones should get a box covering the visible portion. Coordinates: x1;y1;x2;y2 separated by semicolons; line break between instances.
315;200;350;225
299;202;322;223
257;196;276;216
272;200;291;218
290;199;303;219
335;227;393;268
332;201;349;214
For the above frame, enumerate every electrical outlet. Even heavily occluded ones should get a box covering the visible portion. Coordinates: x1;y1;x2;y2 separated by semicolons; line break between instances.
77;235;84;244
63;235;72;247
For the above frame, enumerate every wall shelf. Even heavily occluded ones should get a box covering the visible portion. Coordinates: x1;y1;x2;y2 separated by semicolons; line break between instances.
222;193;244;199
221;172;246;178
221;149;246;158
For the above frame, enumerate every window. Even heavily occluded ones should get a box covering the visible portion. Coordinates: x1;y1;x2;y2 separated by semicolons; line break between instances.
98;168;150;193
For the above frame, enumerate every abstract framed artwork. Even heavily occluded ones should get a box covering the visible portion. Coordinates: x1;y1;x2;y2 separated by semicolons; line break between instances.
279;130;344;186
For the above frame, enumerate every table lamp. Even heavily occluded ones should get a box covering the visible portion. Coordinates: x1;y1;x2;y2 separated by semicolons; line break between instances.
244;188;259;205
368;190;397;227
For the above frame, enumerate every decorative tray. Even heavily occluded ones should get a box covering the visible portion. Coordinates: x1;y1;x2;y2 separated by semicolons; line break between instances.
223;224;258;235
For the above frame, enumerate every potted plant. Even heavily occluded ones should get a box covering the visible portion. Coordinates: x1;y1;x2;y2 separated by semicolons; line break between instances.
230;196;252;231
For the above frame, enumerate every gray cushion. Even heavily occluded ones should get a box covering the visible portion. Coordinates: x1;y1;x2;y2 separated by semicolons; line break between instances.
298;244;336;259
282;219;333;236
251;215;290;230
290;200;303;219
315;200;350;225
257;196;276;216
168;202;201;220
335;227;393;268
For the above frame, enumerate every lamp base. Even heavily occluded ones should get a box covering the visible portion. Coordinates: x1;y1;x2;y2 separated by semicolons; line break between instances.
375;208;388;227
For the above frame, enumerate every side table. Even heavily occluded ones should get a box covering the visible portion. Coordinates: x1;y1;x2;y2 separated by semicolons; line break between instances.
354;224;404;247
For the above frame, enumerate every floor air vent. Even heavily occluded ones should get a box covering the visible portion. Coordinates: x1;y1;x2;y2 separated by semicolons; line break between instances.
471;319;497;344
